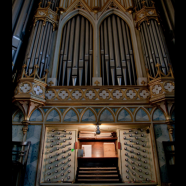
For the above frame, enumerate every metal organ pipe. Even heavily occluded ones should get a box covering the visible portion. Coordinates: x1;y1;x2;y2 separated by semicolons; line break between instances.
12;0;24;32
72;15;80;86
100;15;137;85
84;19;89;86
89;22;93;86
116;17;127;85
57;24;67;85
103;20;110;85
61;21;71;86
79;16;85;86
67;17;75;86
100;24;105;85
107;16;116;86
57;15;93;86
23;0;59;77
133;0;171;76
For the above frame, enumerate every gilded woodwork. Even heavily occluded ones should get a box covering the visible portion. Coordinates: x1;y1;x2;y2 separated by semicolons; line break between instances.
34;2;59;31
134;1;160;30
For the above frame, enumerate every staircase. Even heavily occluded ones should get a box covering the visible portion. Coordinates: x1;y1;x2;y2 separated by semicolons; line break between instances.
76;167;122;183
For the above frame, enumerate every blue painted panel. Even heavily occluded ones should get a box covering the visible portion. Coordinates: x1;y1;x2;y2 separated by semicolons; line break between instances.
13;109;24;122
100;109;114;121
64;109;78;122
30;109;42;121
153;109;166;121
154;124;170;182
171;110;175;121
24;125;42;186
118;109;132;121
82;109;96;121
136;109;149;121
46;109;60;121
12;125;23;141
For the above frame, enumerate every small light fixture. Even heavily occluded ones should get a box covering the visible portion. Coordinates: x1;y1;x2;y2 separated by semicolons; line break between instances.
96;122;101;135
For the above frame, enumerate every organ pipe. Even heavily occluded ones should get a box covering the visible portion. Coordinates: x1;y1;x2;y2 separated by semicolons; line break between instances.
23;0;59;77
100;14;137;85
57;15;93;86
133;0;171;76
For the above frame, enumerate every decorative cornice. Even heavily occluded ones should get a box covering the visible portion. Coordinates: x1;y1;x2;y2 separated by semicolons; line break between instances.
34;2;59;31
134;2;160;30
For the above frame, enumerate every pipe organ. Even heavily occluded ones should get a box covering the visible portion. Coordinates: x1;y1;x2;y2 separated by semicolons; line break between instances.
57;15;93;86
100;15;137;85
12;1;175;186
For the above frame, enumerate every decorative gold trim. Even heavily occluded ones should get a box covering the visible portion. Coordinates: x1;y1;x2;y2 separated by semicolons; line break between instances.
111;88;125;100
70;89;84;101
45;89;57;100
32;83;45;97
137;88;150;100
97;89;111;100
83;88;98;100
147;63;174;83
150;83;164;96
34;2;59;31
163;81;175;93
124;88;138;100
18;81;33;94
57;89;70;100
134;4;160;30
21;64;48;83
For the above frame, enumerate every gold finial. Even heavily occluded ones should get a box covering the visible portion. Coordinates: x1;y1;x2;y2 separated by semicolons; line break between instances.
94;80;100;86
38;2;42;8
22;64;27;68
47;2;52;8
48;81;54;86
34;64;39;69
151;1;155;7
141;1;146;8
141;80;146;86
134;6;137;13
55;7;59;13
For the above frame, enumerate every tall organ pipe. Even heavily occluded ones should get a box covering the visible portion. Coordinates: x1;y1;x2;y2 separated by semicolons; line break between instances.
12;0;24;32
12;0;34;70
133;0;171;76
100;15;137;85
57;15;93;86
23;0;59;78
